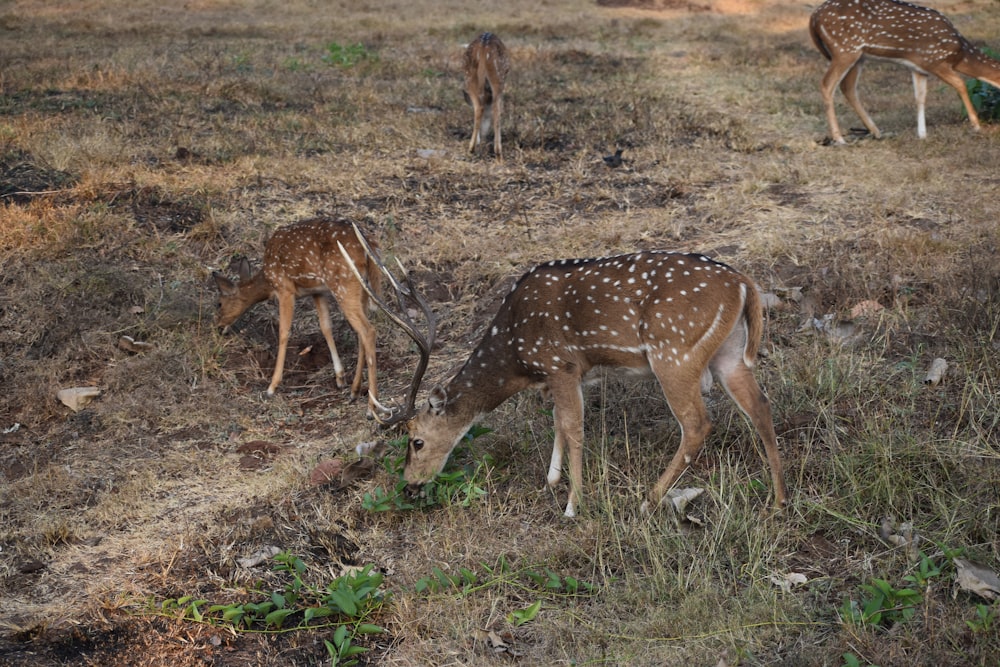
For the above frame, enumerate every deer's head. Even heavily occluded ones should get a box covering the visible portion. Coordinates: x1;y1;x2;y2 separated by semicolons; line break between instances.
212;258;259;330
399;385;474;492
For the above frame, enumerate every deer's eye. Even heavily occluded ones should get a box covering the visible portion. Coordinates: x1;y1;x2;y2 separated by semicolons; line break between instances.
411;438;425;452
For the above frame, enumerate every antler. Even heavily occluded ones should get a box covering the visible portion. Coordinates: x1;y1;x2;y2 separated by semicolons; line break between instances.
338;223;436;427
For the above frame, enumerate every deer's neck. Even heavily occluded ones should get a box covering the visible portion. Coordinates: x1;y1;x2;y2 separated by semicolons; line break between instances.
242;271;275;305
958;45;1000;85
442;324;536;420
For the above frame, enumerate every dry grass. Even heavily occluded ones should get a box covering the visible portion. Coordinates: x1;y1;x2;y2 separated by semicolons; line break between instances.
2;0;999;664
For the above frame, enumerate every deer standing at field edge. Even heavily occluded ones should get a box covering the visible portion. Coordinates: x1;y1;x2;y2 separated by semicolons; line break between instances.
345;229;787;518
810;0;1000;144
463;32;510;162
212;219;382;412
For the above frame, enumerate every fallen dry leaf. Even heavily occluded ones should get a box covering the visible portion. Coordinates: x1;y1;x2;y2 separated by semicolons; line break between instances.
339;457;376;485
236;441;285;470
666;487;704;514
760;286;804;310
954;558;1000;601
817;315;858;343
923;358;948;387
773;286;804;302
311;441;386;488
879;517;920;561
416;148;447;160
355;440;380;456
118;335;155;353
309;458;345;486
57;387;101;412
759;292;782;310
237;545;281;568
850;299;883;319
769;572;808;593
487;630;509;653
472;628;520;656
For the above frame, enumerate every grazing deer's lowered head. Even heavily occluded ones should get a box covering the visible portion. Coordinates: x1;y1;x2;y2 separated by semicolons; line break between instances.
810;0;1000;144
355;234;787;518
463;32;510;162
212;219;382;413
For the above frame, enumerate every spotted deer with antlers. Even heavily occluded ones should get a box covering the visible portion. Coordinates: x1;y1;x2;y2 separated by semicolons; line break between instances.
463;32;510;161
810;0;1000;144
346;229;787;518
212;219;382;412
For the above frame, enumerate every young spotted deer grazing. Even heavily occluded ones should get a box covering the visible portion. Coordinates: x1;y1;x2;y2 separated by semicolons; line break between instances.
212;219;382;412
810;0;1000;144
352;235;788;518
463;32;510;161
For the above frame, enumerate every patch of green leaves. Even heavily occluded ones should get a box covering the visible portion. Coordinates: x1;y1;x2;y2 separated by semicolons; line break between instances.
361;481;414;512
839;577;921;628
412;557;593;633
965;603;996;633
325;621;383;666
153;553;387;666
426;457;491;507
283;57;309;72
841;652;880;667
363;427;494;512
323;41;377;68
415;565;482;595
507;599;542;626
524;567;594;595
901;551;944;589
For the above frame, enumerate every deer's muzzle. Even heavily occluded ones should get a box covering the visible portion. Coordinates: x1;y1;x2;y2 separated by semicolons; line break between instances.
403;483;427;499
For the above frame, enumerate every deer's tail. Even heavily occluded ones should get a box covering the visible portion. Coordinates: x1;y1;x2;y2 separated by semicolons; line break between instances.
742;281;765;368
364;252;384;312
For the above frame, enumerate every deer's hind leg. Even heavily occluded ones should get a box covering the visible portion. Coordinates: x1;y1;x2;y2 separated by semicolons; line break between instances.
467;81;485;154
839;59;882;139
709;332;787;507
643;362;713;514
489;80;503;162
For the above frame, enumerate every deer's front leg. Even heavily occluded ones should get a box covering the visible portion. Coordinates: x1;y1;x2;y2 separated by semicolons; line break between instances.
268;295;296;396
548;379;585;518
313;295;345;389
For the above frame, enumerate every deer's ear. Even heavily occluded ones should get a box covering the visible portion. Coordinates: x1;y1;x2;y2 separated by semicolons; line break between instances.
212;271;236;294
237;257;253;282
428;386;448;415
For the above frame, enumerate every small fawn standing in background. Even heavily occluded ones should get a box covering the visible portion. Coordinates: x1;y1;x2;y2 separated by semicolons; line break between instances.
354;235;788;518
463;32;510;162
810;0;1000;144
212;219;382;412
